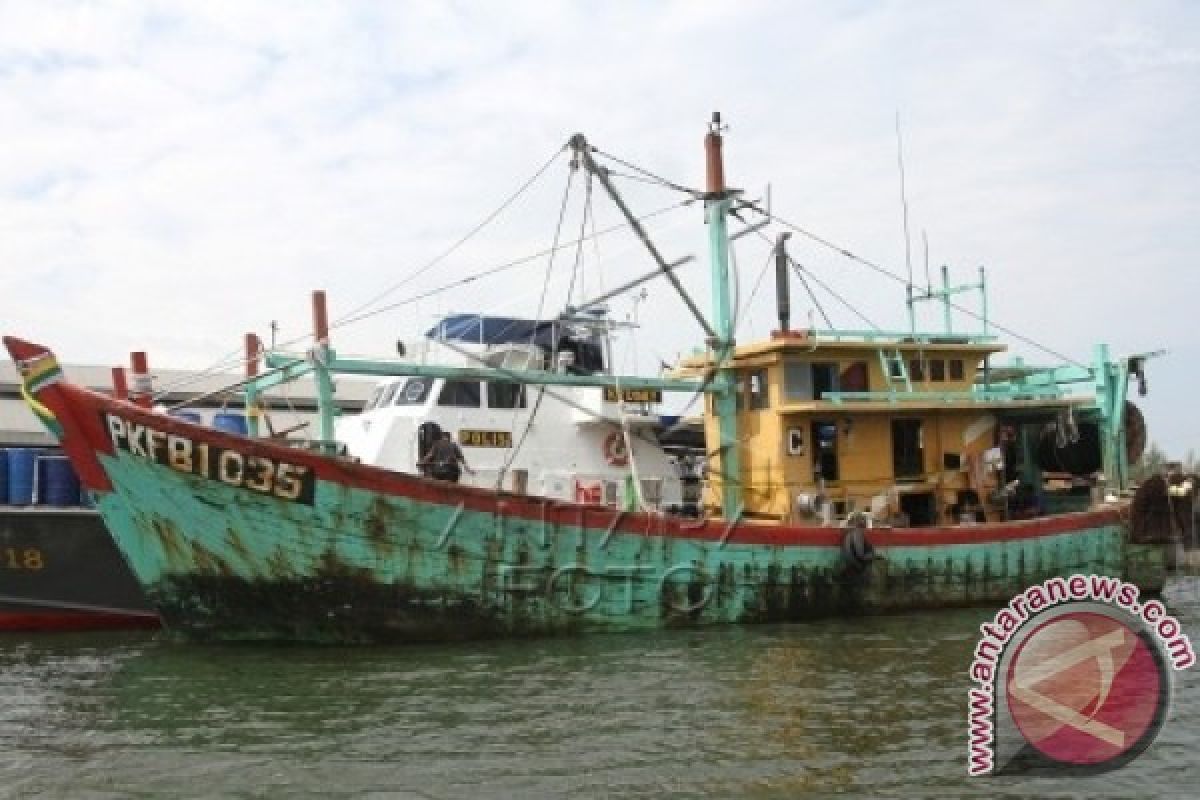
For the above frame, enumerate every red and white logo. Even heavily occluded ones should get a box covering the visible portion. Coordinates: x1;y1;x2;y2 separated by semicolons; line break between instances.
1006;611;1165;768
967;576;1192;776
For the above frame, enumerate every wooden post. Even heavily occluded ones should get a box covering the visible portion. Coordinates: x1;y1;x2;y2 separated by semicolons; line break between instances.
245;333;260;437
111;367;128;401
130;352;152;408
311;290;336;450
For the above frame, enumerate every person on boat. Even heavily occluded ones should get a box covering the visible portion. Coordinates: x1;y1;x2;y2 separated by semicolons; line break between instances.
419;431;474;483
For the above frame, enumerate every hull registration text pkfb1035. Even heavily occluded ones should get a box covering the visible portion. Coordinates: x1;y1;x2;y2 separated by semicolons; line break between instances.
103;413;314;505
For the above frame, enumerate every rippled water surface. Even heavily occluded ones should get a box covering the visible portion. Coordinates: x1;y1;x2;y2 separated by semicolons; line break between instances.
3;579;1199;798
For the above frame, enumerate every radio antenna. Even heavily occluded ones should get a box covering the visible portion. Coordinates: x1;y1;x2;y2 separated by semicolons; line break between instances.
896;111;915;332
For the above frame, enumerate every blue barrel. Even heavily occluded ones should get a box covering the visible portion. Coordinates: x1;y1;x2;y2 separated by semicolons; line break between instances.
7;448;39;505
212;412;248;436
171;411;203;425
0;449;9;504
38;455;81;507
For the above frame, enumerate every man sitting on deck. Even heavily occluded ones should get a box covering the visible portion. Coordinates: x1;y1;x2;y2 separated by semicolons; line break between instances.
419;431;475;483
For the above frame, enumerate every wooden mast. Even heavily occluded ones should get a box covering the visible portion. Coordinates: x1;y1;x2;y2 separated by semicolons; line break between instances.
704;112;741;520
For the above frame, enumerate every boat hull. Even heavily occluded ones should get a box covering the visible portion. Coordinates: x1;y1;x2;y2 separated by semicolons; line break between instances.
6;338;1171;644
0;507;159;632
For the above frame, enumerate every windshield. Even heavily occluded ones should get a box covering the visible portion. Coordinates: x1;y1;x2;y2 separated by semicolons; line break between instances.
393;377;433;406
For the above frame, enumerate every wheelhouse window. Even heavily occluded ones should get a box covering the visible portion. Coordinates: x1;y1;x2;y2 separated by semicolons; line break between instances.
930;359;946;382
377;381;401;408
748;369;769;410
487;381;526;409
393;378;432;406
949;359;965;381
437;380;481;407
364;385;385;410
784;359;813;401
841;361;869;392
812;363;839;400
812;421;839;481
908;359;925;382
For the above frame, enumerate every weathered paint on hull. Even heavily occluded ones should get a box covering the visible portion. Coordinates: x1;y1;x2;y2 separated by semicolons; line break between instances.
94;422;1167;644
4;336;1170;645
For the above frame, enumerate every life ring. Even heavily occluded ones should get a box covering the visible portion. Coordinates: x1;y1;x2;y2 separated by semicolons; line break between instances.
841;515;875;571
603;431;629;467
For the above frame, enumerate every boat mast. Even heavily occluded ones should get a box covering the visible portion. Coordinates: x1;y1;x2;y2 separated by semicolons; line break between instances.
704;113;741;520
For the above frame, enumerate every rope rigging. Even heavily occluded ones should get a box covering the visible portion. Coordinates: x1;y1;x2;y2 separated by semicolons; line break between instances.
745;204;1088;369
155;127;1095;464
151;198;692;401
583;143;1088;371
334;143;569;330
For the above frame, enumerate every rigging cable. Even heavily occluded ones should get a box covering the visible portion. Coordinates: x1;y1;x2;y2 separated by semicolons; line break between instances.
334;143;569;329
752;207;1088;369
589;147;703;199
494;162;577;488
153;200;691;402
735;246;776;337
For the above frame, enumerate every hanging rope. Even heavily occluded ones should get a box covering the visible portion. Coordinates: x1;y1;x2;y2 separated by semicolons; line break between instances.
751;206;1088;369
151;199;691;402
334;143;568;328
589;147;703;199
494;163;578;488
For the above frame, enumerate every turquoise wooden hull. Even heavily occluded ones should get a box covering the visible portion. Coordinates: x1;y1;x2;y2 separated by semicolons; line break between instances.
2;336;1170;644
96;444;1163;644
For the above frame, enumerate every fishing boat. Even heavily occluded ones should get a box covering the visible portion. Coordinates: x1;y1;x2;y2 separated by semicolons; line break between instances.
4;115;1173;643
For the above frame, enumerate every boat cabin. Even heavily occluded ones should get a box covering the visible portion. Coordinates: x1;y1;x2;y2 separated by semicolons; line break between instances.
679;329;1121;527
336;313;687;511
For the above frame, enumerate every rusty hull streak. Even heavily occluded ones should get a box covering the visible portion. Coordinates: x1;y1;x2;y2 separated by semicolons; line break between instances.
147;516;189;568
363;495;395;556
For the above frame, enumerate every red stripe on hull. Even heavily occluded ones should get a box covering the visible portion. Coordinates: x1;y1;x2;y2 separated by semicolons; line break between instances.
0;611;160;632
39;379;1126;549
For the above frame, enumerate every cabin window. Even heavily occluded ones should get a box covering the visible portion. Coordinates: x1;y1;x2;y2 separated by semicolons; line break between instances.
812;363;839;400
812;421;839;481
377;381;401;408
734;375;747;411
486;381;526;409
365;385;385;410
841;361;869;392
949;359;965;381
393;378;432;406
891;418;925;479
748;369;769;410
930;359;946;382
640;478;663;507
784;360;813;401
437;380;481;407
908;359;925;382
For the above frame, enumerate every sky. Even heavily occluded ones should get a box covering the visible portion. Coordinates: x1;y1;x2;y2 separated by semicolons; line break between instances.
1;1;1198;454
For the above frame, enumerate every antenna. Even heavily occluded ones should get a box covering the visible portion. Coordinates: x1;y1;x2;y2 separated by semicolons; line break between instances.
922;229;933;292
896;112;915;332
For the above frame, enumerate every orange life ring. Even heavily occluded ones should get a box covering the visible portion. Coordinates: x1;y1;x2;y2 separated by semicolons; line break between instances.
603;431;629;467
